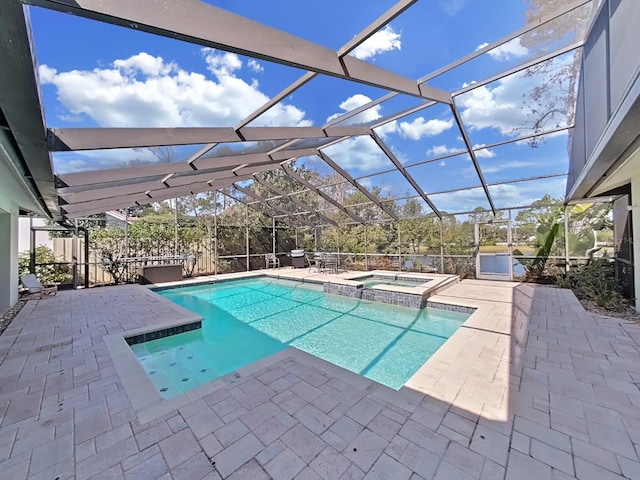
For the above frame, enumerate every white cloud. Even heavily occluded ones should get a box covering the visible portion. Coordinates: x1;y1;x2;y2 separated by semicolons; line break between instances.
432;178;565;213
113;52;175;76
488;177;566;206
337;94;373;113
473;144;496;158
487;183;531;207
203;49;242;76
425;143;493;158
39;49;311;128
487;38;529;61
475;38;529;61
458;85;515;134
322;135;389;173
375;121;399;137
457;56;573;137
326;94;381;124
426;145;463;156
326;94;399;137
351;26;401;60
247;59;264;73
38;64;57;83
398;117;453;140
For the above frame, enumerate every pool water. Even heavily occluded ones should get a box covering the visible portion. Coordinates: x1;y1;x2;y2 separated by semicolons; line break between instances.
136;278;468;397
360;278;426;288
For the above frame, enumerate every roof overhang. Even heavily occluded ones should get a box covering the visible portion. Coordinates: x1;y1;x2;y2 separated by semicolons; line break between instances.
0;2;58;218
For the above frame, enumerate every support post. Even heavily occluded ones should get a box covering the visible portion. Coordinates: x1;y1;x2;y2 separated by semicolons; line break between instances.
29;216;36;274
397;221;401;271
564;206;571;274
124;207;129;253
83;228;89;288
246;203;250;271
439;217;444;274
72;218;78;289
272;217;276;255
364;224;368;271
174;197;179;258
214;192;218;276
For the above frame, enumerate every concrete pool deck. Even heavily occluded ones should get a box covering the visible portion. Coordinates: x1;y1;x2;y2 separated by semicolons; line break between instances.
1;274;640;479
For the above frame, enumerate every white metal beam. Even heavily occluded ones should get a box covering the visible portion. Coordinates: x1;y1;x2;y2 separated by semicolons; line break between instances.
48;125;372;151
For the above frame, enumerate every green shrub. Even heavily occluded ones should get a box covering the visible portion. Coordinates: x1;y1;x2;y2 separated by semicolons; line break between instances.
557;259;629;312
18;246;73;285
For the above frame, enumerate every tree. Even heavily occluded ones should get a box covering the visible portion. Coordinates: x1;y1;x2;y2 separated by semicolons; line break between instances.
441;214;475;255
179;192;220;270
518;0;599;146
399;199;438;254
89;227;129;284
468;207;504;224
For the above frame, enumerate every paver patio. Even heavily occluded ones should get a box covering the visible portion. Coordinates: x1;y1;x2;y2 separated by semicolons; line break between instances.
1;275;640;479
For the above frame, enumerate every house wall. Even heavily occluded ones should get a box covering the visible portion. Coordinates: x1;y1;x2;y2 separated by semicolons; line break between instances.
567;0;640;199
567;0;640;310
0;213;19;312
0;132;48;312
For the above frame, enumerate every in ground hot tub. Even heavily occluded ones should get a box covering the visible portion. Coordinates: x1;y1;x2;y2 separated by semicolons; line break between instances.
138;264;183;284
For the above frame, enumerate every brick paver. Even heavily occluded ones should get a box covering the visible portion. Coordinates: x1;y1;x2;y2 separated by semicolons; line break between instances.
0;276;639;479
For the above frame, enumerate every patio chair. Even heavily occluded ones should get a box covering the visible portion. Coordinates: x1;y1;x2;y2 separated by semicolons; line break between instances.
310;253;325;273
265;253;280;269
19;274;58;298
306;253;317;273
323;255;338;274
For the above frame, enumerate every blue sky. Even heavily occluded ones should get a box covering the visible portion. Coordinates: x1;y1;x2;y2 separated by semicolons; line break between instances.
28;0;592;215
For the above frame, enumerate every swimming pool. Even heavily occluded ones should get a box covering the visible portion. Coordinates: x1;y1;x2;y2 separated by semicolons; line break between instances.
135;277;468;397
